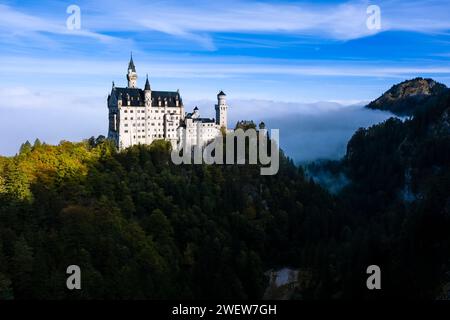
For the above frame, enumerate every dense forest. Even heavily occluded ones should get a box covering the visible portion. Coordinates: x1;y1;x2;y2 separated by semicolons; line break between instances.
0;135;342;299
1;82;450;300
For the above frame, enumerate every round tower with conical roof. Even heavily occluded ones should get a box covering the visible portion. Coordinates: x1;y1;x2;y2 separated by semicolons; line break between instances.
215;90;228;129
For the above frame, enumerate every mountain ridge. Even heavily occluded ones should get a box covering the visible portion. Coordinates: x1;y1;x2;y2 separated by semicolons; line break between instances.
366;77;448;116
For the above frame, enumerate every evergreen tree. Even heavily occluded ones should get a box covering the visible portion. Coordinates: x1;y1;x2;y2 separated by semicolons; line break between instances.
19;141;32;155
33;138;42;149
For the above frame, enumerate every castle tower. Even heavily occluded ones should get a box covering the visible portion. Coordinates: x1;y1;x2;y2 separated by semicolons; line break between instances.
215;91;228;128
144;74;151;105
127;53;138;88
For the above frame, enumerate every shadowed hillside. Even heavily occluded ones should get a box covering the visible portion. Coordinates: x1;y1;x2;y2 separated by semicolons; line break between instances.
310;80;450;298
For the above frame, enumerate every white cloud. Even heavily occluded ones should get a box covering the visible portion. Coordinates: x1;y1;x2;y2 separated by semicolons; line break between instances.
0;87;103;110
231;100;393;162
83;0;377;46
0;87;106;156
2;1;450;50
83;0;450;47
182;98;393;162
0;4;118;43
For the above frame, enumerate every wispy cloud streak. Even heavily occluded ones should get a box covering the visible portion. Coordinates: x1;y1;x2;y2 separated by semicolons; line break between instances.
1;56;450;79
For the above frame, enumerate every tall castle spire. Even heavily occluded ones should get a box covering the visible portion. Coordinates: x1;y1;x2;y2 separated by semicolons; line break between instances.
144;74;151;91
127;52;138;88
144;74;151;107
128;52;136;72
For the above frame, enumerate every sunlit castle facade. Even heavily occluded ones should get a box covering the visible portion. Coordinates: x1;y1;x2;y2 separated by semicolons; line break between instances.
107;55;229;150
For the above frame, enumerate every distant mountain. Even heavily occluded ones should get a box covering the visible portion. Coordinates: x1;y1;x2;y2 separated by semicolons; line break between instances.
366;78;448;116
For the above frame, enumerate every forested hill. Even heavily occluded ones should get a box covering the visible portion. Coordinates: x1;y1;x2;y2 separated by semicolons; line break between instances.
303;82;450;298
334;85;450;298
0;138;347;299
366;78;448;116
346;83;450;204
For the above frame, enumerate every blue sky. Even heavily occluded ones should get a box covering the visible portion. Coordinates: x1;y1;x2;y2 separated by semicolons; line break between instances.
0;0;450;159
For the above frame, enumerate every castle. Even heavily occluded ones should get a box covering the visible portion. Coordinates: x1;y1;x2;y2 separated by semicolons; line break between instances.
107;55;229;150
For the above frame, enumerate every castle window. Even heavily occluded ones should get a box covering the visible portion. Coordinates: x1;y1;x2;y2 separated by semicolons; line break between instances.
124;110;128;113
124;130;128;133
124;124;128;127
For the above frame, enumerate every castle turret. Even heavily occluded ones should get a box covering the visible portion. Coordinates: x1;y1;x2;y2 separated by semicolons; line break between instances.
127;53;138;88
192;106;199;119
215;90;228;128
144;74;151;106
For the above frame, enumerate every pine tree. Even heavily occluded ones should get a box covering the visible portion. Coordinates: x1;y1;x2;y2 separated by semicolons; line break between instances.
33;138;42;148
19;141;32;154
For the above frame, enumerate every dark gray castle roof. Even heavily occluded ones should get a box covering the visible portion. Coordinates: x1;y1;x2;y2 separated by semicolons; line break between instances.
198;118;215;123
112;87;183;107
184;112;215;123
180;117;215;128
